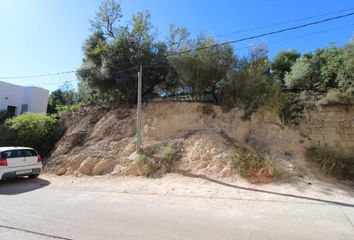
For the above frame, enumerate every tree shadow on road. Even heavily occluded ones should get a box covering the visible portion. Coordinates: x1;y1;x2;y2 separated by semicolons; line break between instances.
178;170;354;208
0;178;50;195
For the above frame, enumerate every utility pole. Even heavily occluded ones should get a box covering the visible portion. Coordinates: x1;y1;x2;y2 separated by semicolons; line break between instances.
136;64;142;153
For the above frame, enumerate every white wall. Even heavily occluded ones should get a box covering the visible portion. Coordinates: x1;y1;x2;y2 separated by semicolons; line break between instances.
0;81;24;115
0;81;49;115
24;87;49;113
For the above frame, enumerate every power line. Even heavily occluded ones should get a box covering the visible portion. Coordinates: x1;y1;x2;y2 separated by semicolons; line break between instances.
2;11;353;81
214;7;354;38
7;79;79;89
0;70;77;80
233;22;354;51
11;20;353;87
167;11;354;56
0;65;138;81
142;22;354;70
37;79;80;86
169;7;354;47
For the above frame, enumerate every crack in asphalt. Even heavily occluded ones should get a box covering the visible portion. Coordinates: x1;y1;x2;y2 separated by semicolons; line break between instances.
0;224;73;240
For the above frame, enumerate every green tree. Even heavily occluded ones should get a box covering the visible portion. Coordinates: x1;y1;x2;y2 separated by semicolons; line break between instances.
78;1;170;104
338;39;354;91
218;45;272;114
284;56;314;90
77;81;99;103
316;45;343;89
153;24;191;97
271;50;300;84
47;82;78;114
169;36;236;101
167;24;190;53
90;0;122;39
285;41;354;92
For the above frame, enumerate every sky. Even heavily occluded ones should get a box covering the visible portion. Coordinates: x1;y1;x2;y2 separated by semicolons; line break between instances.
0;0;353;92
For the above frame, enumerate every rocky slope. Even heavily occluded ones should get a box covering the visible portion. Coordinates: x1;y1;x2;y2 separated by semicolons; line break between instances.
45;102;312;181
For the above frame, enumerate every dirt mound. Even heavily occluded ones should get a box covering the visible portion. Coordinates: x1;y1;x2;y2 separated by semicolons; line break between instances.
45;102;311;181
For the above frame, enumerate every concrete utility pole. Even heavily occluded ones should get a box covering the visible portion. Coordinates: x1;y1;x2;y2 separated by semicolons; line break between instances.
136;64;142;153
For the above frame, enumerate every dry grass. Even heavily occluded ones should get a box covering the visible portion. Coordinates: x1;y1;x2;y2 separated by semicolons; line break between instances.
318;89;354;106
198;104;217;118
307;145;354;180
231;144;275;184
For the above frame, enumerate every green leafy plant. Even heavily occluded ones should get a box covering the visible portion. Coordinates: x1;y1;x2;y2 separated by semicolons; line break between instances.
221;45;272;116
258;84;304;125
136;142;183;177
55;104;81;117
271;49;301;83
0;113;59;155
0;110;8;124
77;1;170;104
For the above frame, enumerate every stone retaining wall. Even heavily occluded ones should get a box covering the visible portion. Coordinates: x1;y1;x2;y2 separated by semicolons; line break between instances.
299;105;354;154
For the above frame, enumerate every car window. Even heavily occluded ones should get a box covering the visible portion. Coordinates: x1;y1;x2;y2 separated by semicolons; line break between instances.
0;151;9;158
22;150;38;157
1;150;23;158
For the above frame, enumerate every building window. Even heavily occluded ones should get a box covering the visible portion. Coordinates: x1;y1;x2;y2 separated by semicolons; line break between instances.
21;104;28;114
7;106;16;117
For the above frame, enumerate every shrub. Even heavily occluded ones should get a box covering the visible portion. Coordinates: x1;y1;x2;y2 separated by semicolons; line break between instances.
215;79;236;110
261;84;287;120
284;57;314;90
307;146;354;180
259;84;304;125
231;144;274;183
160;143;183;168
0;110;8;124
56;104;81;117
318;88;354;106
0;113;59;155
0;124;16;145
271;50;301;83
137;142;183;177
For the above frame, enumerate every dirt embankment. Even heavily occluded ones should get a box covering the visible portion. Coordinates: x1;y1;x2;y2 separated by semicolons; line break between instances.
45;102;312;181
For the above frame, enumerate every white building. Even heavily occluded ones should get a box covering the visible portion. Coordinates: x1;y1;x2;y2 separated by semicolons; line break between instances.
0;81;49;116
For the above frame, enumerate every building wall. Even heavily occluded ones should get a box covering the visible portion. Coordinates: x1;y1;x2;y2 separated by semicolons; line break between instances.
299;105;354;155
0;81;25;115
24;87;49;113
0;81;49;115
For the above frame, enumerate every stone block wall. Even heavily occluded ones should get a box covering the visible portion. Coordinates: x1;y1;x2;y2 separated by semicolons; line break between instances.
299;105;354;155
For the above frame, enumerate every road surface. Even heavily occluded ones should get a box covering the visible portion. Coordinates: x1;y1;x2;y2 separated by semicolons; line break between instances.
0;174;354;240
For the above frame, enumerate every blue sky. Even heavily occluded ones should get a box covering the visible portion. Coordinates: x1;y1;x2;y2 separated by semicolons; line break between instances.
0;0;353;91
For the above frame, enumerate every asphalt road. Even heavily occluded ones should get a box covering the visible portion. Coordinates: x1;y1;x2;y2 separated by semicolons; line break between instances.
0;176;354;240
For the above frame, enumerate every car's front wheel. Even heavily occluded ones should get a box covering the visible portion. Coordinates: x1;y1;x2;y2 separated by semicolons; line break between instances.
28;174;39;179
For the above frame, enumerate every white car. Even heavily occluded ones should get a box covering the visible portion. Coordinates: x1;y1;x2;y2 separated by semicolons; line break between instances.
0;147;43;180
